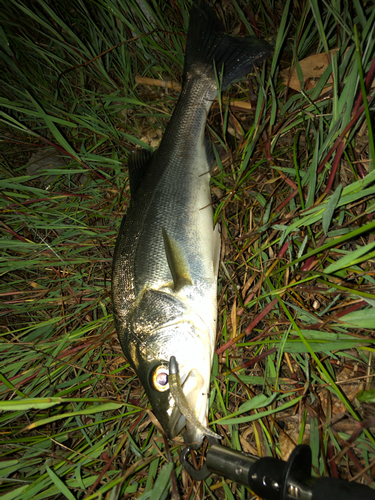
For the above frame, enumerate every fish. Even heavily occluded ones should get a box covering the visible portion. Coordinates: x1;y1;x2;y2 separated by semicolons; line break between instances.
111;1;271;448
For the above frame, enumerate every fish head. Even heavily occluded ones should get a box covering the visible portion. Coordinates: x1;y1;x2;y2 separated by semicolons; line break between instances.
125;289;214;448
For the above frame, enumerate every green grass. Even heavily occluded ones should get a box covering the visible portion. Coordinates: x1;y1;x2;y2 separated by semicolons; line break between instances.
1;0;375;498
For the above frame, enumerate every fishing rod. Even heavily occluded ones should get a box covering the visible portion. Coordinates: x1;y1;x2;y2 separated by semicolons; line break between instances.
180;439;375;499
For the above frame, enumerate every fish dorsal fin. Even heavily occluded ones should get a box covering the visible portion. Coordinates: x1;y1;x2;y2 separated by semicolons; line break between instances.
162;228;192;291
128;149;153;196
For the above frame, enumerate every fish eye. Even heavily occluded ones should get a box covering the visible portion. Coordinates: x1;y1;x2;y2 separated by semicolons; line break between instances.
151;364;169;392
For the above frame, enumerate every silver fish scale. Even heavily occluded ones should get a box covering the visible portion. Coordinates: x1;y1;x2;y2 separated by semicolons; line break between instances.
112;76;218;352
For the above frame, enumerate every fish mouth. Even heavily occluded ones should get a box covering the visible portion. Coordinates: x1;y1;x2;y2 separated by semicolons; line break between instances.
163;365;205;440
143;359;206;446
167;357;221;449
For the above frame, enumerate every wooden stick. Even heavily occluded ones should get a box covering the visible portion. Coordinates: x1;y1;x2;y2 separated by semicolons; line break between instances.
135;75;253;110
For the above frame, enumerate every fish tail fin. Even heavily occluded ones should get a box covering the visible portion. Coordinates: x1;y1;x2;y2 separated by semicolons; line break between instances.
184;2;271;90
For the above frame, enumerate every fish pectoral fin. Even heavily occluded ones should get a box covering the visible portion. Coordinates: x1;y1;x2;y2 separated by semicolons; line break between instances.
162;228;192;292
128;148;154;196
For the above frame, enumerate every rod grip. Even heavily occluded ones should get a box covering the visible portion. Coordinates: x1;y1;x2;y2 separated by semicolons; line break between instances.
312;477;375;500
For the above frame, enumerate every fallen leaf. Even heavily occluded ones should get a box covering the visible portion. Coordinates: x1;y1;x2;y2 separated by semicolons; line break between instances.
281;48;375;93
281;50;338;92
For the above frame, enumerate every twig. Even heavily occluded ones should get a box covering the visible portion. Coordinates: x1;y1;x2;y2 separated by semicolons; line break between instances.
135;75;253;110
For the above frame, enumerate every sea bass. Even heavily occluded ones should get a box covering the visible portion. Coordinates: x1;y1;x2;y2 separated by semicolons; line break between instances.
112;2;271;448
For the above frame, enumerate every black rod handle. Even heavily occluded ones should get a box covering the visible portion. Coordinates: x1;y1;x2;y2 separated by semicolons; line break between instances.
312;477;375;500
181;443;375;500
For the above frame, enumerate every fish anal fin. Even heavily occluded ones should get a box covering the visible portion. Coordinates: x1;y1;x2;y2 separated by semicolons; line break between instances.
162;228;192;291
128;149;154;196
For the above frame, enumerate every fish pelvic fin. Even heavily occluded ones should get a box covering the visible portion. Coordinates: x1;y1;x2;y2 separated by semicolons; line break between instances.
162;228;192;292
184;2;272;90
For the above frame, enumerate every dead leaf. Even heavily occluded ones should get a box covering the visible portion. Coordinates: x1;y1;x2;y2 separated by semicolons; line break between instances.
320;367;364;416
281;50;338;92
279;421;310;461
281;48;375;94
